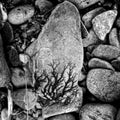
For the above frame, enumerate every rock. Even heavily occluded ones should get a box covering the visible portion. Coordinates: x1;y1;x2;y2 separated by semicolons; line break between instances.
35;0;53;14
66;0;104;9
48;114;76;120
116;17;120;28
11;67;33;87
7;46;22;67
116;109;120;120
25;1;83;118
109;28;120;48
1;22;14;43
82;7;105;28
8;5;35;25
79;103;117;120
88;58;114;70
92;10;117;41
19;54;29;65
12;89;37;110
82;29;99;47
87;69;120;102
92;45;120;60
0;34;10;88
1;109;8;120
111;59;120;71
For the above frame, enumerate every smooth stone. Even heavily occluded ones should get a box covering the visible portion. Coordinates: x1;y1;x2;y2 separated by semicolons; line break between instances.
48;114;76;120
8;5;35;25
82;29;99;47
66;0;104;9
12;89;37;110
1;109;8;120
92;10;117;41
26;1;83;118
92;45;120;60
79;104;117;120
0;35;10;88
11;67;33;87
109;28;120;48
35;0;53;14
82;7;105;28
111;59;120;71
88;58;114;70
87;69;120;102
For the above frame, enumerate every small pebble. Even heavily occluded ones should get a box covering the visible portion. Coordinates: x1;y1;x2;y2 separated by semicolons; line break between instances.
8;5;35;25
82;7;105;28
11;67;33;87
79;103;117;120
87;69;120;102
48;114;76;120
35;0;53;14
88;58;114;70
92;45;120;60
19;54;29;65
92;10;117;41
66;0;104;9
109;28;120;48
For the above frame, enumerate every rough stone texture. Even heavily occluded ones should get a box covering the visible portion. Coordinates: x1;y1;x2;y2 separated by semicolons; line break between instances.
11;67;33;87
48;113;76;120
25;1;83;118
66;0;104;9
82;7;105;28
79;104;117;120
82;29;99;47
87;69;120;102
92;45;120;60
109;28;120;48
88;58;114;70
35;0;53;14
0;34;10;88
92;10;117;41
8;5;35;25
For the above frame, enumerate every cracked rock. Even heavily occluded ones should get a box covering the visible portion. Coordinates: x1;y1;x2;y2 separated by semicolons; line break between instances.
79;104;117;120
92;45;120;60
92;10;117;41
87;69;120;102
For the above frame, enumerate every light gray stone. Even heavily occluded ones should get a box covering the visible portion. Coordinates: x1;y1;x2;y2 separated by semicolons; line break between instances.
92;45;120;60
88;58;114;70
87;69;120;102
92;10;117;41
79;104;117;120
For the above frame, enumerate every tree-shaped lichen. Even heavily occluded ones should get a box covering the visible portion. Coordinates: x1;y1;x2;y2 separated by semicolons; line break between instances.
36;61;78;106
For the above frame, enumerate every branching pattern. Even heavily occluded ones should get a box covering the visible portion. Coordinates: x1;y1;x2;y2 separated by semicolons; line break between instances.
36;61;78;106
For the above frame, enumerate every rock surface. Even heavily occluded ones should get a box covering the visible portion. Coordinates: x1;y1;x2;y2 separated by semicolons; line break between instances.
66;0;104;9
0;34;10;88
82;7;105;28
48;113;76;120
79;104;117;120
109;28;120;48
25;1;83;118
87;69;120;102
88;58;114;70
92;10;117;41
92;45;120;60
8;5;35;25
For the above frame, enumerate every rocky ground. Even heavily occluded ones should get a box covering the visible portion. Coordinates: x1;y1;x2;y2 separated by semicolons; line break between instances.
0;0;120;120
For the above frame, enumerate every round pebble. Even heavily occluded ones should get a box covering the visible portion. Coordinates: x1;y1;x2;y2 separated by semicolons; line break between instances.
87;69;120;102
79;104;117;120
8;5;35;25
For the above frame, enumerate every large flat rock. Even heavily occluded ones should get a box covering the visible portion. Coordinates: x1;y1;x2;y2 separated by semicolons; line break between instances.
25;1;83;118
